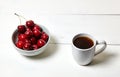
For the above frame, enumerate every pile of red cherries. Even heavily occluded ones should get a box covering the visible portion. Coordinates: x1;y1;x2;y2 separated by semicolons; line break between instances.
16;20;49;50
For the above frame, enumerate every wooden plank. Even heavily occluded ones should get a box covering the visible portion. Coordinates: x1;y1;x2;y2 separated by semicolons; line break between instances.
1;0;120;14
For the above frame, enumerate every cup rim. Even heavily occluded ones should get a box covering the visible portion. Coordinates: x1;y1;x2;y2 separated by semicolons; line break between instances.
72;33;96;51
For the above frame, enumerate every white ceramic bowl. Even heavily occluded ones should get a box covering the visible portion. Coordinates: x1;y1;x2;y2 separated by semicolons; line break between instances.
12;25;50;56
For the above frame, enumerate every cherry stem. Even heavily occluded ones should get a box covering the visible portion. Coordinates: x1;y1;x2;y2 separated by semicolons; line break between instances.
14;13;22;25
14;13;27;20
14;13;27;25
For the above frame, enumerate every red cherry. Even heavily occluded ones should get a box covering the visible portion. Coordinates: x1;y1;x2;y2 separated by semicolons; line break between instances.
33;29;41;37
18;34;26;41
25;29;33;38
37;39;46;48
24;39;31;43
41;32;49;41
26;20;34;28
30;37;37;44
18;25;26;33
33;24;41;31
26;28;31;31
16;41;24;49
23;42;31;50
41;32;46;35
32;44;38;50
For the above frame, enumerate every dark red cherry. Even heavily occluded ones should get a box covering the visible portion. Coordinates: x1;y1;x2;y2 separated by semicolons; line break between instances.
41;32;45;35
32;44;38;50
41;32;49;41
16;41;24;49
23;42;31;50
26;28;31;31
24;39;31;43
26;20;34;28
30;37;37;44
25;29;33;38
17;25;26;33
18;34;26;41
33;24;41;31
33;29;41;37
37;39;46;48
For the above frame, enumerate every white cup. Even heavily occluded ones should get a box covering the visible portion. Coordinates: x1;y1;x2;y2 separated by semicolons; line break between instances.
72;33;107;65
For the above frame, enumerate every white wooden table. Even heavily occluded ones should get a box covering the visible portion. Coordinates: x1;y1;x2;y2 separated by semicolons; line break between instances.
0;0;120;77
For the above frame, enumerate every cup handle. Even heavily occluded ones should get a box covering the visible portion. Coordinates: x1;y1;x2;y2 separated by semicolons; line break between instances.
95;40;107;56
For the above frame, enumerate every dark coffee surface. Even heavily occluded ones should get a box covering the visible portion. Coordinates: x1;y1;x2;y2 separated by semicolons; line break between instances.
73;36;94;49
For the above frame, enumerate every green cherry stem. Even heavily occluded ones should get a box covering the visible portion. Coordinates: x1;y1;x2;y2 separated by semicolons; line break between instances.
14;13;27;20
14;13;27;24
14;13;22;25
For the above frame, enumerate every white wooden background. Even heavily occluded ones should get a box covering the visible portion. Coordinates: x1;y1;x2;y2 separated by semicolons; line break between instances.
0;0;120;77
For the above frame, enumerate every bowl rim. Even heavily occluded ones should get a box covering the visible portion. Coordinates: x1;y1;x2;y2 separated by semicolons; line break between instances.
12;24;50;52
